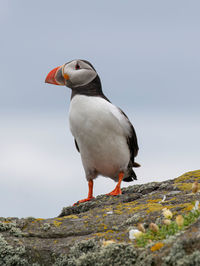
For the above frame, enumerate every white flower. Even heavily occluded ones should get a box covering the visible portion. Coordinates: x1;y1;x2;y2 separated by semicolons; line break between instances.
162;208;173;219
192;200;199;212
129;229;143;240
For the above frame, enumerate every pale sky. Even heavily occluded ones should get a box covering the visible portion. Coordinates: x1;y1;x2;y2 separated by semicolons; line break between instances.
0;0;199;218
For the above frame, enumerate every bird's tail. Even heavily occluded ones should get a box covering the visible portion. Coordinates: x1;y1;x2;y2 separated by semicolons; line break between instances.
123;161;140;182
123;168;137;182
132;162;141;168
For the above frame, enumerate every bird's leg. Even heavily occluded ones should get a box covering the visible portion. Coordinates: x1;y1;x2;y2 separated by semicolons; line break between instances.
107;172;124;196
73;180;94;205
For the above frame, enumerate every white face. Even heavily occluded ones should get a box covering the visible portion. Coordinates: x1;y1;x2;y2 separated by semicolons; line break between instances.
63;60;97;88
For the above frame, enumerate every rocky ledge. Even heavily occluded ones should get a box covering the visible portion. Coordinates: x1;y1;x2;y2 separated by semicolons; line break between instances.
0;170;200;265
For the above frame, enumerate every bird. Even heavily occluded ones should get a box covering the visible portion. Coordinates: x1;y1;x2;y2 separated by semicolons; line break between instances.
45;59;140;205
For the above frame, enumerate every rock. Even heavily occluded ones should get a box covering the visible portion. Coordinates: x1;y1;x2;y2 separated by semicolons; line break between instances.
0;170;200;265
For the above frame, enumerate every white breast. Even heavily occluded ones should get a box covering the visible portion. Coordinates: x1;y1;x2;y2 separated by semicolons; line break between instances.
69;95;131;180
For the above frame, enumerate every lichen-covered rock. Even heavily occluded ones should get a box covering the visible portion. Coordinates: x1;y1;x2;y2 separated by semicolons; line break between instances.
0;234;28;265
54;240;138;266
0;170;199;265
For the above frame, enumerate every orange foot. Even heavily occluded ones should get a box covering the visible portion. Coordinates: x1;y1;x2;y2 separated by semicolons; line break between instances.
73;197;95;206
107;172;124;196
107;187;122;196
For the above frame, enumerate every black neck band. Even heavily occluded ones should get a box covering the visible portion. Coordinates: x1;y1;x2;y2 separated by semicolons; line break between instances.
70;76;110;102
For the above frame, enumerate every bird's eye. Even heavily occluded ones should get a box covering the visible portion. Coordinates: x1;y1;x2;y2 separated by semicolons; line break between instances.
75;63;80;70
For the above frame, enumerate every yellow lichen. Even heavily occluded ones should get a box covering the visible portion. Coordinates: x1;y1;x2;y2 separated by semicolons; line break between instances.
151;242;164;252
31;218;44;223
127;204;147;213
181;203;194;212
165;197;177;202
174;170;200;183
114;209;123;215
169;203;194;213
97;223;109;231
82;215;89;219
93;229;115;239
113;200;176;216
147;203;163;213
124;201;138;206
53;220;62;227
147;199;162;203
175;183;192;191
64;215;79;219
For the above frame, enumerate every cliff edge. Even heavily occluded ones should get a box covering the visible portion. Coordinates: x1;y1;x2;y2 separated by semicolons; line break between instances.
0;170;200;265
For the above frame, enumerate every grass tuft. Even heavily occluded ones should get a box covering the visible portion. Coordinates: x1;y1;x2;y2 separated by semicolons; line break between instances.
136;208;200;247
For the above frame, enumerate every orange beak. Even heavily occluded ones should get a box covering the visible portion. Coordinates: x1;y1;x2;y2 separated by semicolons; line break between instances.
45;65;69;86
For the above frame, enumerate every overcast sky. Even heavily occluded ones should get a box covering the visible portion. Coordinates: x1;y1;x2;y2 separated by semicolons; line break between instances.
0;0;199;218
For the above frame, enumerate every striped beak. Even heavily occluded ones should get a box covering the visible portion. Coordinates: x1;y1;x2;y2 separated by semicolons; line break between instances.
45;65;69;85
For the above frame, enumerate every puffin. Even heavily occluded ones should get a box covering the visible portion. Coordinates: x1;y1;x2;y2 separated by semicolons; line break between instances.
45;59;140;205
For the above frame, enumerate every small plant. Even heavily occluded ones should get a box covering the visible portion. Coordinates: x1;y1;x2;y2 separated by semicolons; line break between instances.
42;223;51;231
129;229;143;240
162;208;173;219
135;204;200;248
176;215;184;227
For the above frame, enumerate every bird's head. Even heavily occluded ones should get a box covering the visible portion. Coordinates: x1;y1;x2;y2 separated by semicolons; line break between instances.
45;59;98;89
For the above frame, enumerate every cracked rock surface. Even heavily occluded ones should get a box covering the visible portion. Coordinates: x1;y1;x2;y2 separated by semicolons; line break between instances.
0;170;200;265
